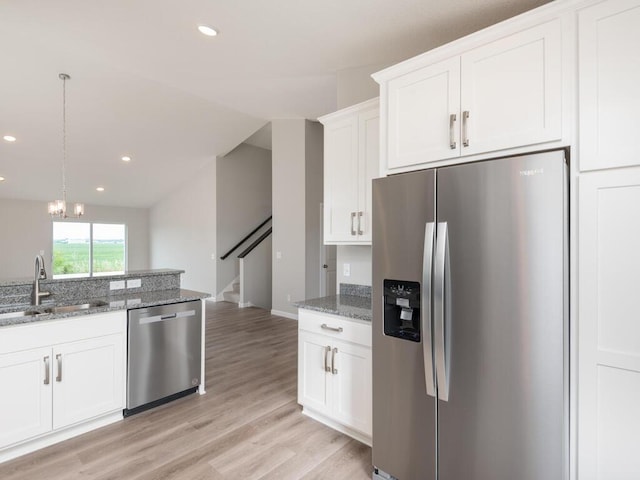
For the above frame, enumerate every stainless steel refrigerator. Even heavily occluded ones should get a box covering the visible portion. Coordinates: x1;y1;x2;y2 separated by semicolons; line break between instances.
371;150;568;480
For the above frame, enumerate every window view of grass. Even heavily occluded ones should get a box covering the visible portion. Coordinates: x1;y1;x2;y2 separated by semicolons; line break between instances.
53;222;125;277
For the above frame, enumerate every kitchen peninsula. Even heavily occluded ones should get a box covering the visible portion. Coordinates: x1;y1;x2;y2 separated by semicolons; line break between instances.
0;269;210;464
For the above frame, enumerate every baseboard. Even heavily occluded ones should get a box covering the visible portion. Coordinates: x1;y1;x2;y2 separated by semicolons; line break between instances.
270;309;298;320
238;301;253;308
301;407;372;447
0;411;123;464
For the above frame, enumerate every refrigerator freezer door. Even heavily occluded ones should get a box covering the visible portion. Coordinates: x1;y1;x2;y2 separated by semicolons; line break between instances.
436;151;567;480
372;169;436;480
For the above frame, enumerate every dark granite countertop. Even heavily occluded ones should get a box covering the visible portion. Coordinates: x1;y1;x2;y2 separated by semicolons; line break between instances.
294;294;372;322
0;288;210;328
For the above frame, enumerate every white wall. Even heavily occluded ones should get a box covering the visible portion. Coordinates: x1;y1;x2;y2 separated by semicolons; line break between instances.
0;198;149;280
216;143;272;294
336;245;372;289
149;160;216;294
272;119;324;317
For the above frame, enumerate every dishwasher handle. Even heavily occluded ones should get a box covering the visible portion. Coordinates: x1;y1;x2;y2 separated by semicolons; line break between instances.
137;309;197;325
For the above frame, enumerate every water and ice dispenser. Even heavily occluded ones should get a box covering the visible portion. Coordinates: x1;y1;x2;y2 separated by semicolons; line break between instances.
383;280;421;342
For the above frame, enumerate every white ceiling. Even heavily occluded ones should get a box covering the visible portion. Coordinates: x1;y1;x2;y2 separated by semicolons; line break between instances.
0;0;550;208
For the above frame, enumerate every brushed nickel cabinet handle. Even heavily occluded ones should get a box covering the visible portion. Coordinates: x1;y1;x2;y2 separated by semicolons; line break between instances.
331;347;338;375
358;211;364;236
43;356;50;385
350;212;356;236
449;113;457;149
56;354;62;382
324;346;331;372
321;323;343;333
462;110;470;147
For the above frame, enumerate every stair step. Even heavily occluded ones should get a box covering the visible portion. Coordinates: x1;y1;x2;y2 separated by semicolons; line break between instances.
223;291;240;304
232;283;240;293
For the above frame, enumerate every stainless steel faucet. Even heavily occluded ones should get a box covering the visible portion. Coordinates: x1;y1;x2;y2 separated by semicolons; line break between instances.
33;255;51;306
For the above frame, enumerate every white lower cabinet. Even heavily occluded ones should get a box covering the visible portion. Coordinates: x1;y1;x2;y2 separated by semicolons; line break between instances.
0;311;126;459
0;347;53;448
297;309;372;445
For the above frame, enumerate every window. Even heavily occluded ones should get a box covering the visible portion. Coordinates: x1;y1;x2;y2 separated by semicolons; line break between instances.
53;222;126;278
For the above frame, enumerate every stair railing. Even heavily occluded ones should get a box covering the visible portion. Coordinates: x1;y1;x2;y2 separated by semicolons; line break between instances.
220;216;272;260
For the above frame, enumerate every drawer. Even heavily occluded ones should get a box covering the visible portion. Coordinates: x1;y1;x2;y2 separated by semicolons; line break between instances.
298;309;371;347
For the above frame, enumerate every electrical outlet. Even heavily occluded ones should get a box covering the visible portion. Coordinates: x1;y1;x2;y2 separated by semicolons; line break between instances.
127;278;141;289
276;251;282;260
211;253;215;260
343;263;351;277
110;280;125;290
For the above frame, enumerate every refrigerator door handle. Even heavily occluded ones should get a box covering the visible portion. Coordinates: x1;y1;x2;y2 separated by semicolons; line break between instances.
422;222;436;397
434;222;451;401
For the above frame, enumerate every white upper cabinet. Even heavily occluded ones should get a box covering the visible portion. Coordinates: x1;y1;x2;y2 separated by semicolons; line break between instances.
387;57;461;168
375;14;565;174
320;98;379;244
578;0;640;171
460;20;562;156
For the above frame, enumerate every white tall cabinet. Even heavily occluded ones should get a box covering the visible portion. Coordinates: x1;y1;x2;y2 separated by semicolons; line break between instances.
577;1;640;478
319;98;379;244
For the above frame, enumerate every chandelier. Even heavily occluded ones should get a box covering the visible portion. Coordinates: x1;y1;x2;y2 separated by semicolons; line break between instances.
48;73;84;218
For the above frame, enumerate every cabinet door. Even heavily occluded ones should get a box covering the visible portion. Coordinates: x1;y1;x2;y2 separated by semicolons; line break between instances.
460;19;561;156
387;56;461;169
330;340;372;436
52;334;124;430
356;108;380;243
0;347;52;448
298;331;331;416
579;168;640;480
324;115;359;243
579;0;640;171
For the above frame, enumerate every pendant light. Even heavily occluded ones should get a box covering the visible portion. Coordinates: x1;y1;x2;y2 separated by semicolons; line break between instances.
48;73;84;218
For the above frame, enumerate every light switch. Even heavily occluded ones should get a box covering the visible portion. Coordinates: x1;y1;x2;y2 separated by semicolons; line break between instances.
343;263;351;277
276;251;282;260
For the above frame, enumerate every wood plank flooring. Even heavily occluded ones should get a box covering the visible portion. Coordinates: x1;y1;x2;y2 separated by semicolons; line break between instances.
0;302;373;480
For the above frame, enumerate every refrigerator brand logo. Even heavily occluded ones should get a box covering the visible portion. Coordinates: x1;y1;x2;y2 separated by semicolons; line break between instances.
519;168;544;177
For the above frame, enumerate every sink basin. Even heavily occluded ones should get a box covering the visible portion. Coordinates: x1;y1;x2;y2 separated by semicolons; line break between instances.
42;301;108;314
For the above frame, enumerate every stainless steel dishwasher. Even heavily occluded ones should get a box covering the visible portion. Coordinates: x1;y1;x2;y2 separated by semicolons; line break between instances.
125;300;202;415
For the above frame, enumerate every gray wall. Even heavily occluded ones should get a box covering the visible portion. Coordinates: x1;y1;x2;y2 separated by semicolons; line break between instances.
149;160;216;294
0;198;149;280
216;143;272;294
305;121;324;299
272;119;323;316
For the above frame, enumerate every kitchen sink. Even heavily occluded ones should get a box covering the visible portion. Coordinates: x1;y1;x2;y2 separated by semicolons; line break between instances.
42;301;109;314
0;301;109;320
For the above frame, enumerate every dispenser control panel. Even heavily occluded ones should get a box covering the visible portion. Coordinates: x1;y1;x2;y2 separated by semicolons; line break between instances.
383;279;421;342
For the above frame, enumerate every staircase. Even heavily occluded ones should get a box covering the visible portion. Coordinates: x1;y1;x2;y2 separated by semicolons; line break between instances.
222;281;241;304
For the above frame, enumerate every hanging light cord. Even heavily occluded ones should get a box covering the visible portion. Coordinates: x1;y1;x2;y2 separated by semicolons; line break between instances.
60;73;69;206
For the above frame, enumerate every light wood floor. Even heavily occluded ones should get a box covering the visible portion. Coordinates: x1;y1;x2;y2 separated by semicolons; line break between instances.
0;302;373;480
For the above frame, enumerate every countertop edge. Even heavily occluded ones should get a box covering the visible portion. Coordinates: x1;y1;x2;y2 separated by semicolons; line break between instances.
0;289;211;328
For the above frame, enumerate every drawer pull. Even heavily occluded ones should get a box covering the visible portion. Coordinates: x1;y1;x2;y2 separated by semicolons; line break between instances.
321;324;343;333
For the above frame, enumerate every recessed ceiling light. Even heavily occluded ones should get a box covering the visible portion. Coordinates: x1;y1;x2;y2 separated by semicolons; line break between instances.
121;156;131;162
96;187;105;192
197;25;218;37
0;176;5;182
3;135;16;142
